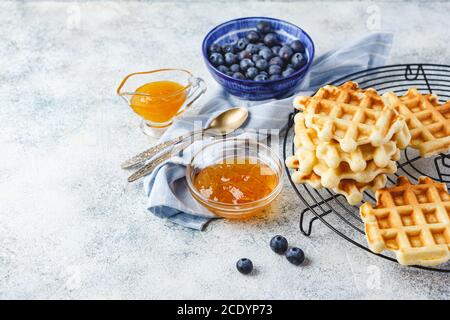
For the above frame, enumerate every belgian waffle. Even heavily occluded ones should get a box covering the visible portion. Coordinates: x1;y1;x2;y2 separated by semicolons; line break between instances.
384;89;450;157
294;82;411;152
313;160;396;189
292;112;401;171
286;150;396;190
288;170;387;205
360;176;450;266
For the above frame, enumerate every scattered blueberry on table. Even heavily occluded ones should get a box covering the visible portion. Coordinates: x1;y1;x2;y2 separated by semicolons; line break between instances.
236;258;253;275
270;235;288;254
286;247;305;266
236;236;307;274
208;21;308;81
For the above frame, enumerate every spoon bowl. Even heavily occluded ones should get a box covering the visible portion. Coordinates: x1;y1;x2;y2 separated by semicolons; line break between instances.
206;107;249;135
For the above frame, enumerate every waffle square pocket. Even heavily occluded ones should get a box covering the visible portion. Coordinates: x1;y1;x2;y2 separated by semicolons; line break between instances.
384;89;450;157
360;176;450;266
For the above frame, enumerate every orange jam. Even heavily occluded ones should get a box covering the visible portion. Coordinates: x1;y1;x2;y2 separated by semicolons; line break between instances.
193;159;279;205
130;81;186;123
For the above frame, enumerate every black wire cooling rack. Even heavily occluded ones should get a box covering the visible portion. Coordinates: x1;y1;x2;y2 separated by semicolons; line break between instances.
283;64;450;272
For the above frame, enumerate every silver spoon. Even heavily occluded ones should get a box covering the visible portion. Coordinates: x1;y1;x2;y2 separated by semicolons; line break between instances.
122;107;249;170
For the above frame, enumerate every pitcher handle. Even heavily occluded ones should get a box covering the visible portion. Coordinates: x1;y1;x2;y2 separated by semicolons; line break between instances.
177;76;207;116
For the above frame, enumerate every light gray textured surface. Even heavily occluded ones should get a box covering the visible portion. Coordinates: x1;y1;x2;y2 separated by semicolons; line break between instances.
1;0;449;299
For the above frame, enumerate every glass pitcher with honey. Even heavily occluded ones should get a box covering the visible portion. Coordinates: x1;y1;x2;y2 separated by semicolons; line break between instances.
117;69;206;137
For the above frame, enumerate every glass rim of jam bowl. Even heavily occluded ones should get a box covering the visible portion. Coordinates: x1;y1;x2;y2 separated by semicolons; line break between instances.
185;138;284;218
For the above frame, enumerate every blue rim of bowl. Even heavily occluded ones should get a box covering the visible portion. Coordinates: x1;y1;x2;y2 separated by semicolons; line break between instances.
202;16;315;84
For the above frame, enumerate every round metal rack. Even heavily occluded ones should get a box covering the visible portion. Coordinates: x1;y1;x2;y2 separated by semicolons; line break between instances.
283;64;450;272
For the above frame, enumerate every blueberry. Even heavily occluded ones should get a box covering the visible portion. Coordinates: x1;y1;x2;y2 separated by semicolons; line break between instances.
246;43;260;54
209;43;221;54
269;74;282;80
270;235;288;254
259;71;269;77
268;64;282;75
230;64;240;73
252;54;263;63
246;31;260;43
278;45;294;61
282;67;296;77
254;74;268;81
286;247;305;266
259;48;273;60
257;44;271;52
217;65;229;73
222;43;236;54
236;38;249;51
209;52;224;66
263;32;279;47
238;50;252;60
232;72;245;80
290;40;306;53
291;52;308;69
246;67;259;79
256;21;272;34
269;56;284;68
255;59;268;71
236;258;253;275
226;71;234;77
224;52;238;66
271;45;281;55
240;58;255;72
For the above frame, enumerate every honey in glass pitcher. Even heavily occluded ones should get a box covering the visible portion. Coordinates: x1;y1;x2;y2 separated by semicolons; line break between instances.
117;69;206;137
130;80;187;124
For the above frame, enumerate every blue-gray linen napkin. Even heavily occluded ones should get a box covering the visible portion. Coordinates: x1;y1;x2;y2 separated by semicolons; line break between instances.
143;32;394;230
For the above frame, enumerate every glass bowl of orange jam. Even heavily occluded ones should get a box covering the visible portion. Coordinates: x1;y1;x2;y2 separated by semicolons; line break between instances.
186;138;283;219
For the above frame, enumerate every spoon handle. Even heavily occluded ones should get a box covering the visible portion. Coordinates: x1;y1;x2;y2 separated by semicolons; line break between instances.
121;132;194;169
127;147;175;182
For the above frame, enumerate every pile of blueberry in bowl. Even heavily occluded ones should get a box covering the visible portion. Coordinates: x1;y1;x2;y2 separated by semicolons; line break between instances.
202;17;314;100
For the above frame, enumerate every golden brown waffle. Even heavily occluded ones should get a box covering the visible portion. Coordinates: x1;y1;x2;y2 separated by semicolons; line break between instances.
286;149;396;190
384;89;450;157
294;82;411;152
292;112;400;171
360;176;450;266
286;169;387;205
313;160;396;189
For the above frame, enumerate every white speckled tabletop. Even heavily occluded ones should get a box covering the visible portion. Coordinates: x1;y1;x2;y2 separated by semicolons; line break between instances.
1;0;449;299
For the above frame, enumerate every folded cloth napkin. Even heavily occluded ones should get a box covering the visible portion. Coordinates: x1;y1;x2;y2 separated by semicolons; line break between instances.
144;32;394;230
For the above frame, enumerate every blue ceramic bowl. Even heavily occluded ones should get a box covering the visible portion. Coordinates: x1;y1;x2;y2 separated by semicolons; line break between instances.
202;17;315;101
